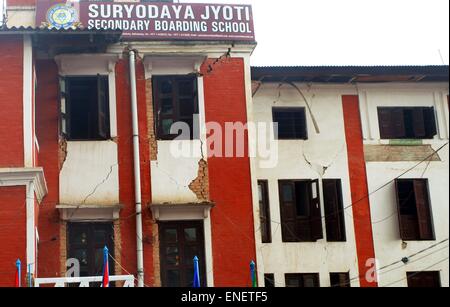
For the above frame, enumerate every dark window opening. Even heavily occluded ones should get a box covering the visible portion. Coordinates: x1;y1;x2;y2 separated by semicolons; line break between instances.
264;274;275;288
273;107;308;140
285;273;320;287
67;223;114;287
258;180;272;243
330;272;350;288
153;75;199;140
60;76;110;140
159;221;206;287
377;107;437;139
323;179;347;242
395;179;435;241
407;271;441;287
278;180;323;242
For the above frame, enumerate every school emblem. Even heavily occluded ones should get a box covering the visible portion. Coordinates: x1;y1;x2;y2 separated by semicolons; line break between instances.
46;4;79;30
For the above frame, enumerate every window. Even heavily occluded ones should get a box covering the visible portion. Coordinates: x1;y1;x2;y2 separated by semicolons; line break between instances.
60;75;110;140
278;180;323;242
323;179;347;242
159;221;206;287
377;107;437;139
153;75;199;140
264;274;275;287
67;223;114;285
273;108;308;140
330;272;350;288
285;273;320;287
407;271;441;287
395;179;435;241
258;180;272;243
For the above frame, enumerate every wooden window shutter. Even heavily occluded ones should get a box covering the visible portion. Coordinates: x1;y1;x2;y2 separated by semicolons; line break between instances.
309;179;323;241
323;179;346;242
378;108;394;139
97;75;109;139
413;180;435;240
424;107;437;138
395;179;410;240
279;182;298;242
391;107;406;138
59;76;70;138
412;108;426;138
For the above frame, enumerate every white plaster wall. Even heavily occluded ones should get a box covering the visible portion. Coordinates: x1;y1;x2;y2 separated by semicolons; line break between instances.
151;140;204;204
252;83;361;287
60;141;119;205
361;83;450;287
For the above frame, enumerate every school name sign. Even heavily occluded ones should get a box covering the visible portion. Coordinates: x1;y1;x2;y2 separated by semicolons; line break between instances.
36;1;255;42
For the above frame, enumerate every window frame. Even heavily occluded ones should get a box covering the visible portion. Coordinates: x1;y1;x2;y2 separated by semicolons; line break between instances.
323;179;347;242
285;273;320;288
407;271;441;287
258;180;272;244
330;272;351;288
395;179;435;241
278;180;323;243
377;106;437;140
152;74;199;141
59;75;111;141
272;107;308;140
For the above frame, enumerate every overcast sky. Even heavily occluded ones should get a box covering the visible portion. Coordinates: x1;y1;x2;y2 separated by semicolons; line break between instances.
1;0;449;66
181;0;450;66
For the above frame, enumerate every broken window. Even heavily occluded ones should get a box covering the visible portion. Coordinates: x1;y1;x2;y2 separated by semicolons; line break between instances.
273;107;308;140
285;273;320;287
258;180;272;243
407;271;441;287
59;75;110;140
278;180;323;242
153;75;199;140
377;107;437;139
395;179;435;241
330;272;350;288
323;179;347;242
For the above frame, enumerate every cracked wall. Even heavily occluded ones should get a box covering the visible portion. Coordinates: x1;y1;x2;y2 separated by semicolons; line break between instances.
188;159;210;201
59;141;120;205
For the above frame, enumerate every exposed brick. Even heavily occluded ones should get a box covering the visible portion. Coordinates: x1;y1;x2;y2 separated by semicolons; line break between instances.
364;145;441;162
189;159;210;201
145;79;158;161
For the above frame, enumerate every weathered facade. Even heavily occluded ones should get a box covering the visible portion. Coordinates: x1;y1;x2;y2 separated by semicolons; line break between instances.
251;67;449;287
0;0;448;288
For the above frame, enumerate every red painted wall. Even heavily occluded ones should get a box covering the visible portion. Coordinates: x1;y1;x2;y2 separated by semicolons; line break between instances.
0;186;26;287
202;58;257;287
0;36;24;167
6;0;36;6
115;59;153;286
342;95;378;287
35;60;61;278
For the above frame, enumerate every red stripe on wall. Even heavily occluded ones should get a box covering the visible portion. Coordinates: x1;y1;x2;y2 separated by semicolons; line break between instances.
115;58;153;286
35;59;60;278
342;95;378;287
0;186;27;287
0;36;24;167
202;58;257;286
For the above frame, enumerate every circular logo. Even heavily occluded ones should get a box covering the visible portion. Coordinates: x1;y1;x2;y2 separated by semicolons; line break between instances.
46;4;78;30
